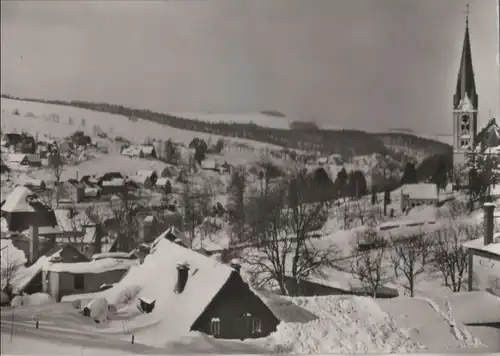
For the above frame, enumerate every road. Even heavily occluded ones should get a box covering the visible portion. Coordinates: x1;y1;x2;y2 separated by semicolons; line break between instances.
0;320;168;354
0;314;270;354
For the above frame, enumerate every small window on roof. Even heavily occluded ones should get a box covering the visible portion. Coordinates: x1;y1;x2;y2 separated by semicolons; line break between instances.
210;318;220;337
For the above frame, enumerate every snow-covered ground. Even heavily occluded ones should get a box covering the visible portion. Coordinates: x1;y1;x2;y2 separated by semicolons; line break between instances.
170;112;293;130
0;98;285;151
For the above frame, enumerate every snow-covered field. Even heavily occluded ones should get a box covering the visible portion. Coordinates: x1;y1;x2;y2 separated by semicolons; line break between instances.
0;98;285;151
170;112;293;130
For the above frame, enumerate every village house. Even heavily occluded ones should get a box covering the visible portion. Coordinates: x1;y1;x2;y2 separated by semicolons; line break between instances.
282;273;399;299
22;178;46;191
8;153;42;167
121;144;157;158
60;179;86;203
100;178;127;196
5;243;90;297
463;203;500;294
1;133;23;147
399;183;455;212
41;257;137;301
137;214;160;243
63;236;281;340
1;186;58;232
155;177;172;193
200;158;218;171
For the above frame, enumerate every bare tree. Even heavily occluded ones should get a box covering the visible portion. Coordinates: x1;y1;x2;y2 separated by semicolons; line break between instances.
48;153;64;207
181;179;212;247
109;190;142;252
390;231;432;297
350;228;391;297
432;221;482;292
243;171;335;295
1;248;22;299
227;169;247;242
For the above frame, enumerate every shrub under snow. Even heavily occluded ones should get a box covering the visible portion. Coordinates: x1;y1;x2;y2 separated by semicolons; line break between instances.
10;293;54;307
265;296;423;354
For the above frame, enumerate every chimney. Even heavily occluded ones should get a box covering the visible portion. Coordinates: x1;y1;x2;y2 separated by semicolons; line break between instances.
175;262;190;294
483;203;495;246
29;225;39;264
230;259;241;274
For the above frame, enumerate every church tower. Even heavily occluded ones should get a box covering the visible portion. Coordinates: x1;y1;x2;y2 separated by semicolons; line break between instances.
452;5;478;169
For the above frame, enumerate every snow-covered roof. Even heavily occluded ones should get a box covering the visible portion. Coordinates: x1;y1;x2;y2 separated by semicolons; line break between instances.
1;186;39;213
462;238;500;257
399;183;453;201
44;257;137;274
137;170;155;178
155;177;169;187
92;252;135;260
8;153;27;163
101;178;125;187
61;238;237;335
201;159;217;169
139;145;155;155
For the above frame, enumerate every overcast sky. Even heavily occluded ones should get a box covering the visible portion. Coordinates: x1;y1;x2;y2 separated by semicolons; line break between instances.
1;0;499;135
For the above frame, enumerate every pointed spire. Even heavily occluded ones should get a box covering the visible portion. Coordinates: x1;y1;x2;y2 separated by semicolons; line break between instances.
453;3;478;110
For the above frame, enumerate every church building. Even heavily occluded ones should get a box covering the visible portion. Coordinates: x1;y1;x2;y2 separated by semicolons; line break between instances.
452;9;478;171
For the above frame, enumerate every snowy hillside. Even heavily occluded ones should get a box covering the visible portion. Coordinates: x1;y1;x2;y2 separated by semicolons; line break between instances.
0;98;285;151
170;112;292;130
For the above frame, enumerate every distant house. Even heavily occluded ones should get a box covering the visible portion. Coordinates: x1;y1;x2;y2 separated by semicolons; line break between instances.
1;133;23;147
129;175;153;189
399;183;454;212
7;243;90;296
463;203;500;293
155;177;172;193
100;178;127;196
282;268;399;299
22;178;46;191
61;179;86;203
8;153;42;167
140;215;160;243
0;186;58;232
137;170;158;184
139;145;156;158
121;145;157;158
201;159;217;171
42;257;138;301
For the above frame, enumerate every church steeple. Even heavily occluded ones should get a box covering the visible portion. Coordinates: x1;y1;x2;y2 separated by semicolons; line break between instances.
452;4;479;172
453;4;478;110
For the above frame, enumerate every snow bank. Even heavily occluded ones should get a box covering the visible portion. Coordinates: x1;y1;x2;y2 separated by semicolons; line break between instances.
418;297;483;348
10;293;55;307
86;298;110;323
265;296;423;354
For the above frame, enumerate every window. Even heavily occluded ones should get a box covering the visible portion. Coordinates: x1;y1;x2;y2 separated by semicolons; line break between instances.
252;318;262;334
210;318;220;337
73;274;84;290
460;139;470;149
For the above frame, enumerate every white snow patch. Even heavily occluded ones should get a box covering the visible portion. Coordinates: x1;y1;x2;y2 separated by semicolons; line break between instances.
264;296;423;354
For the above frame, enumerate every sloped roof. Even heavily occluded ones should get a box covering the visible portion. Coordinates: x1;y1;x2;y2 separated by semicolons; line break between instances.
60;236;237;334
1;186;40;213
462;238;500;257
157;225;188;246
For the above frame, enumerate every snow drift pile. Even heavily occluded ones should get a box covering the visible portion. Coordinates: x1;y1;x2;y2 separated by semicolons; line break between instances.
265;296;424;354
